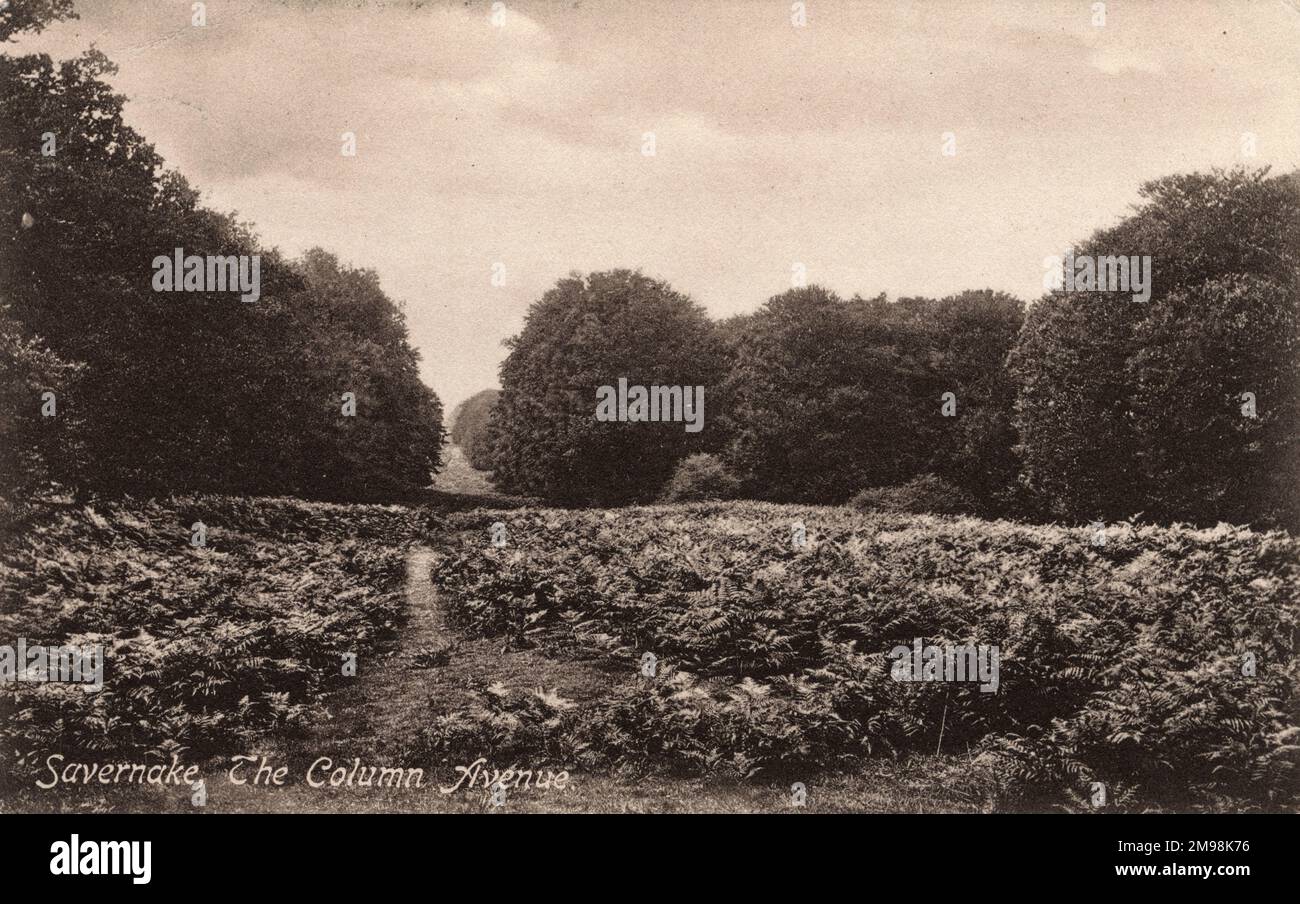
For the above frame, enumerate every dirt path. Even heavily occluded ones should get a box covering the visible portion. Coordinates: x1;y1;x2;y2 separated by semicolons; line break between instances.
172;545;457;812
324;545;451;747
431;444;498;495
188;540;615;811
402;546;448;649
257;545;452;759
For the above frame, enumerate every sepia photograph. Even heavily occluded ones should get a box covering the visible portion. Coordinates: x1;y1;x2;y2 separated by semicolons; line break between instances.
0;0;1296;884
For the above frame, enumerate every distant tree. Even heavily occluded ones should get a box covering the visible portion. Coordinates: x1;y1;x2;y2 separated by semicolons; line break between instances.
1009;167;1300;526
488;270;723;505
881;291;1025;513
450;389;500;470
721;286;919;502
0;0;77;42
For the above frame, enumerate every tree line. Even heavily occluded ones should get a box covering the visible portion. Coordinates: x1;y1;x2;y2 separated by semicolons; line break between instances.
476;168;1299;528
4;5;1296;528
2;5;443;513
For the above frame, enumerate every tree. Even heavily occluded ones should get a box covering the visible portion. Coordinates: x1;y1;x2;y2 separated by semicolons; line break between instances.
0;46;443;501
721;286;920;502
719;286;1024;508
1009;167;1300;526
0;0;77;43
488;270;723;505
0;303;79;515
276;249;444;500
450;389;500;470
882;291;1025;512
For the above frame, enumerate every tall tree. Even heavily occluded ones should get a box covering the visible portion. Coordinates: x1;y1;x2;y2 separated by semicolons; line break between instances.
1009;167;1300;526
489;270;723;505
722;286;917;502
1;45;443;501
882;291;1025;511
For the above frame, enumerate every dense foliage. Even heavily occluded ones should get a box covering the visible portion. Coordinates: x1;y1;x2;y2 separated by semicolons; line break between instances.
487;280;1022;509
1010;168;1300;528
0;42;443;505
0;304;79;511
449;389;500;471
850;474;976;515
721;288;1023;507
487;270;724;506
0;0;76;42
0;495;425;789
887;291;1025;510
719;288;914;502
427;504;1300;810
484;171;1296;527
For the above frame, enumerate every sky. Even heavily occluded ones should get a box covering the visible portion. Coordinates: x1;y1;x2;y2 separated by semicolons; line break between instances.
11;0;1300;409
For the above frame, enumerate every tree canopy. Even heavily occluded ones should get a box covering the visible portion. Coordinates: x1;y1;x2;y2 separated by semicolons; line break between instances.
1009;168;1300;526
488;270;723;505
450;389;500;471
1;43;442;504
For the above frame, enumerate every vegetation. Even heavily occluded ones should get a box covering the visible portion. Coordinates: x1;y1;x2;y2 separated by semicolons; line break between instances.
449;389;500;471
850;475;976;516
659;453;741;502
0;42;442;506
0;304;79;512
0;495;425;792
487;270;724;506
719;288;1023;508
477;171;1297;530
2;0;1296;819
5;491;1293;813
426;504;1299;811
1010;169;1300;529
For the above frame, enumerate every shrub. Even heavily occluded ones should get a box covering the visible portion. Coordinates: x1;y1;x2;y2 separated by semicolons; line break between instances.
659;454;741;502
850;475;978;516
